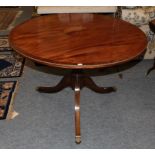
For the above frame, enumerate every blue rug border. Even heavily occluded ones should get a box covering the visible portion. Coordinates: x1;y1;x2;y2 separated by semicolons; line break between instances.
0;51;25;78
0;81;17;120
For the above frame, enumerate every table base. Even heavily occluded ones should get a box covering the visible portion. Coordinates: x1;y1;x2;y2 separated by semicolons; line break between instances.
36;70;116;144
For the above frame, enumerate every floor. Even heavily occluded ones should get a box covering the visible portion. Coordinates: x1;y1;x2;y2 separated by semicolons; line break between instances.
1;7;155;149
0;59;155;149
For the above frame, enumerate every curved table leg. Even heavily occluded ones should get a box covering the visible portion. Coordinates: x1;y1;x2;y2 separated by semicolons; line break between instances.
74;81;81;144
84;77;116;93
146;57;155;76
36;75;70;93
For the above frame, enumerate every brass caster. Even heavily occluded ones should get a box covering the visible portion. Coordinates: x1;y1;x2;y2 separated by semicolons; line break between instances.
75;136;81;144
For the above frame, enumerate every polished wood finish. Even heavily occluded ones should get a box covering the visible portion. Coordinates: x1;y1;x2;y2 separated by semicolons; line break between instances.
9;14;147;144
9;14;147;69
37;71;116;94
74;74;81;144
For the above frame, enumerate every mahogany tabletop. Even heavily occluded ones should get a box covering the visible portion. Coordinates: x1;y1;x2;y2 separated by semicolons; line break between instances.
9;14;147;69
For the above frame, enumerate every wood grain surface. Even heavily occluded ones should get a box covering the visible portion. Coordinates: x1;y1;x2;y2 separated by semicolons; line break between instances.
9;14;147;69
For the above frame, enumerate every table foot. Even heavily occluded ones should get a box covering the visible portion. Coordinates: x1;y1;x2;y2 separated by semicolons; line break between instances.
146;58;155;76
84;76;116;93
75;136;81;144
146;67;155;76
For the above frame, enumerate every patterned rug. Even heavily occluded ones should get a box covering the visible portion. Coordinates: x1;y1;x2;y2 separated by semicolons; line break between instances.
0;81;18;119
0;51;25;78
0;35;12;51
0;9;23;31
0;35;25;78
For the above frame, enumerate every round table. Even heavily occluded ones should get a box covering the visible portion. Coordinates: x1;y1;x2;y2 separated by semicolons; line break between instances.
9;14;147;144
